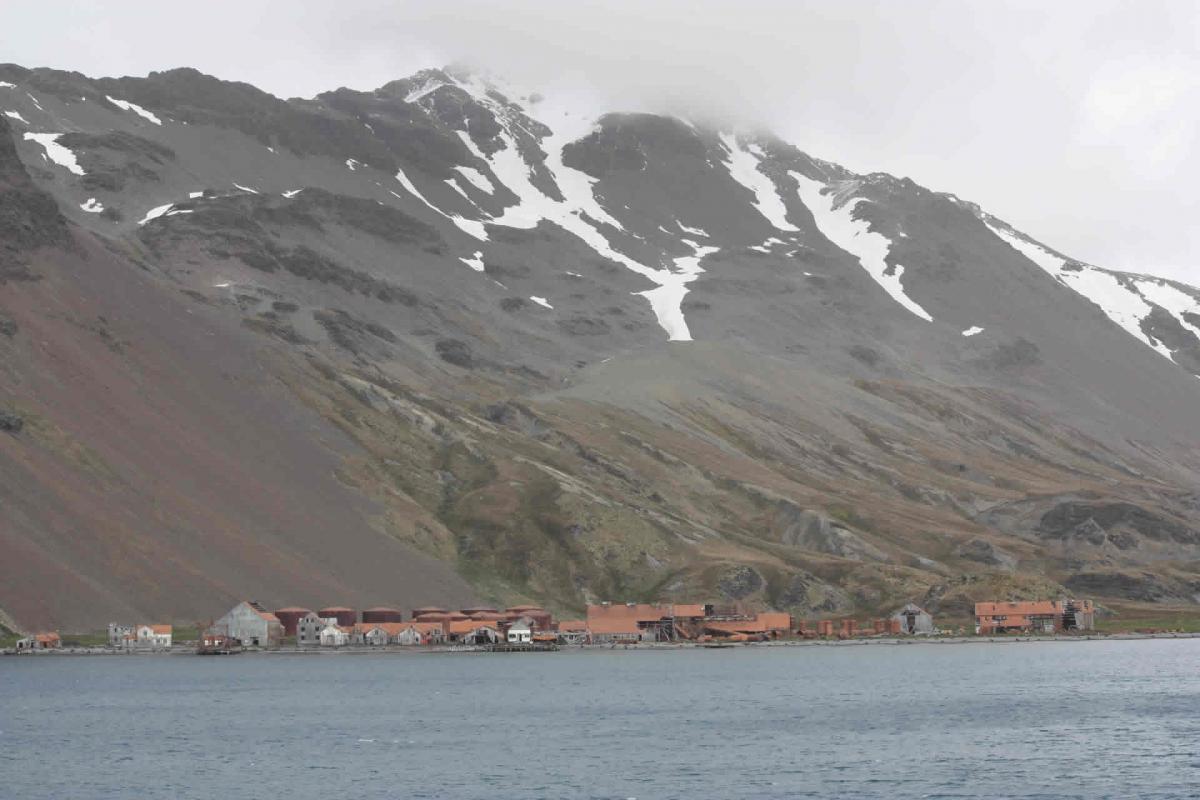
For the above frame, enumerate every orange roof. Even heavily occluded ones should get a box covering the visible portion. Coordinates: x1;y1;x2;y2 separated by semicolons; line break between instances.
447;619;498;634
557;620;587;631
671;604;707;618
275;607;313;613
146;624;172;635
410;622;445;634
975;601;1061;616
587;603;670;626
35;632;60;643
586;603;711;625
587;618;644;635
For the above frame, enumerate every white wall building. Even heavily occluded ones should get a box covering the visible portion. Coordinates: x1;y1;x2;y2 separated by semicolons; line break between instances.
319;624;350;647
507;618;533;644
136;624;173;648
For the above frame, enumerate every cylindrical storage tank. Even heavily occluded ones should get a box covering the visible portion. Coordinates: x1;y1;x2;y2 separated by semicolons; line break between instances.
873;619;886;634
362;607;404;624
461;606;498;616
448;612;469;621
505;605;542;614
319;607;357;627
413;612;452;622
274;607;313;636
411;606;447;620
469;611;506;621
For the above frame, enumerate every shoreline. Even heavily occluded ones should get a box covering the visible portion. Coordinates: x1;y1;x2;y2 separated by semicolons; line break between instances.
5;630;1199;657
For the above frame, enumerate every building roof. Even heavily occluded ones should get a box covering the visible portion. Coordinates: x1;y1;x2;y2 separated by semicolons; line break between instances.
586;618;644;635
356;622;409;636
587;603;668;626
447;619;498;634
975;601;1062;616
35;632;60;643
671;604;707;618
274;607;313;613
140;624;172;635
557;619;587;631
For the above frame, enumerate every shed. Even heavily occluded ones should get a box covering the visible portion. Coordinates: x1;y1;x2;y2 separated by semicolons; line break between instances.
892;604;934;635
208;601;283;648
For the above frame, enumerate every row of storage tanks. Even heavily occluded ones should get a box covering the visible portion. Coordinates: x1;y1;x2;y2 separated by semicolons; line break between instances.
272;605;551;635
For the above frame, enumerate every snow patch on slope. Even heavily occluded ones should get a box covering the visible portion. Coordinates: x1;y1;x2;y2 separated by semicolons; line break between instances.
104;95;162;125
459;251;485;272
443;80;716;338
530;296;553;309
794;172;933;322
394;166;488;240
719;133;797;231
638;239;720;341
405;71;717;341
962;326;984;337
3;110;28;124
138;203;174;225
985;222;1172;358
453;166;495;194
1134;279;1200;340
80;198;104;213
0;82;15;89
23;132;85;175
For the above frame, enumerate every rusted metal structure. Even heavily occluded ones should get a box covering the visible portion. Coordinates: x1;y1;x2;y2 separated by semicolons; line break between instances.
273;607;312;636
318;607;357;628
361;607;403;624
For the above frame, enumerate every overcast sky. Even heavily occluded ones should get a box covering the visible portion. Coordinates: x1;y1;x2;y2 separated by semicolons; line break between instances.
5;1;1197;282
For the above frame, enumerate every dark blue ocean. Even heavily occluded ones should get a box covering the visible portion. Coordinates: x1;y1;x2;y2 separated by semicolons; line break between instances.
2;638;1198;799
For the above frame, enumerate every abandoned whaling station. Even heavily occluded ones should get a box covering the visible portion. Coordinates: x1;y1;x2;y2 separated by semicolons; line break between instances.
2;596;1107;655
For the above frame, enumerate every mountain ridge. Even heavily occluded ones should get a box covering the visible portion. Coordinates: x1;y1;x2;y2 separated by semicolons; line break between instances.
1;63;1198;631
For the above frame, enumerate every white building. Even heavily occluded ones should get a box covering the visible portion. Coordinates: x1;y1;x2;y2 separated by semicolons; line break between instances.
296;612;336;646
395;626;423;646
136;624;173;648
506;617;533;644
319;624;350;647
107;623;134;647
209;601;284;648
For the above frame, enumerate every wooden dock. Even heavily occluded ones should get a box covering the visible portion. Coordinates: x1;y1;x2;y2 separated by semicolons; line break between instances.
486;642;559;653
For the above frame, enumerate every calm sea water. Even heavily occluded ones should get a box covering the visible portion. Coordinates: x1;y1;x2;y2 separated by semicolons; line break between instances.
2;639;1198;799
